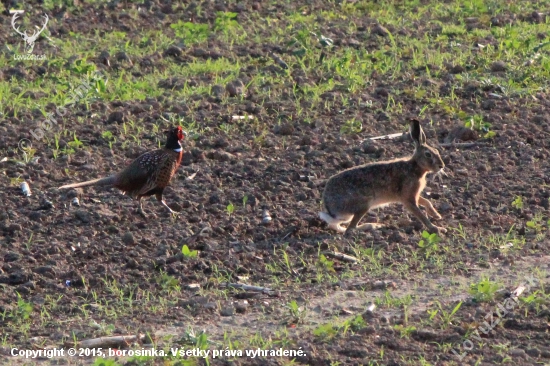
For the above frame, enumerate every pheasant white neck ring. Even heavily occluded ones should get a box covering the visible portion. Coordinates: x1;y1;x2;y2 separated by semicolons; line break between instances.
174;148;182;152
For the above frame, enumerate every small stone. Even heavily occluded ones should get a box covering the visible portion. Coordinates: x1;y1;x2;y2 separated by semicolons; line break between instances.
4;252;20;262
509;349;526;358
0;271;32;285
211;85;225;97
531;11;543;23
7;224;22;232
439;202;452;212
186;283;201;291
226;79;245;97
98;50;110;66
178;296;210;308
21;182;31;197
446;126;478;142
491;17;502;26
30;295;46;306
125;258;139;269
65;189;81;199
161;4;173;14
209;194;221;204
33;266;56;279
106;111;125;124
193;48;208;58
362;141;379;154
274;123;294;136
481;99;496;110
5;67;27;79
411;329;439;341
372;280;397;290
115;51;132;65
449;64;465;74
235;301;249;313
166;253;183;264
206;150;236;162
21;281;36;290
372;24;390;37
181;151;194;166
204;302;217;311
221;306;235;317
28;212;42;222
388;230;405;243
539;347;550;358
122;232;135;245
163;45;183;58
262;209;272;225
374;87;389;97
74;210;91;223
39;199;54;210
212;137;229;148
380;314;392;323
360;326;376;335
15;285;30;295
526;348;540;357
491;61;507;72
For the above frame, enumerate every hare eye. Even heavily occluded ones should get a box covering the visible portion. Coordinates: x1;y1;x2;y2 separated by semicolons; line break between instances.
424;151;432;158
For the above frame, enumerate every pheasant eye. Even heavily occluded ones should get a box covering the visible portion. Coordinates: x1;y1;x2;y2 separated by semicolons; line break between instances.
424;151;432;158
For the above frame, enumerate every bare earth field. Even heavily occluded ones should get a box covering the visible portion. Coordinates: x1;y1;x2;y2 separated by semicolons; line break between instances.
1;0;550;365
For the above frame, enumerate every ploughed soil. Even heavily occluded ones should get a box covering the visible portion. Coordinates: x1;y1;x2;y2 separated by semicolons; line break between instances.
1;1;550;365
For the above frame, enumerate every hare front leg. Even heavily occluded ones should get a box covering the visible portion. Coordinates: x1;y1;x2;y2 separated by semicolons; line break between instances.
403;199;447;235
418;196;442;220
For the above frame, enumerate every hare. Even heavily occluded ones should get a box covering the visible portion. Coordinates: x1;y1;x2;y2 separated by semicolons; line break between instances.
319;119;446;235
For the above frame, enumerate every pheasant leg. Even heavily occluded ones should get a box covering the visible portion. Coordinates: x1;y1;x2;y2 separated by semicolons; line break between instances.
155;192;176;214
137;197;147;218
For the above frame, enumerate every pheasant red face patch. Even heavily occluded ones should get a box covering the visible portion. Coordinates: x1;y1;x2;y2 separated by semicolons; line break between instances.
176;127;185;141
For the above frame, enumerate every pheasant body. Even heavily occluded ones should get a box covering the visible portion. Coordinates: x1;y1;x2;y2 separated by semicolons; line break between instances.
59;126;186;216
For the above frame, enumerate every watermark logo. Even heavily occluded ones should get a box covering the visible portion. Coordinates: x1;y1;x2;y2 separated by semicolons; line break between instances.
17;70;106;155
450;275;540;361
11;10;48;60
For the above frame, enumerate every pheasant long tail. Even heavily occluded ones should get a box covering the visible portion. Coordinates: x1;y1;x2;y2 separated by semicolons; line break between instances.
59;175;117;189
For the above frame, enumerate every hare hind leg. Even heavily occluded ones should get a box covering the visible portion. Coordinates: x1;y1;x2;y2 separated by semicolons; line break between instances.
329;223;346;233
356;222;384;231
319;212;351;233
344;207;370;235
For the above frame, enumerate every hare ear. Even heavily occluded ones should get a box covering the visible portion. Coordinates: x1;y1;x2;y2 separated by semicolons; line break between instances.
409;119;426;146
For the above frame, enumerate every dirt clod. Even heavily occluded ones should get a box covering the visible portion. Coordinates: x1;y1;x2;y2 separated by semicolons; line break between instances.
446;126;479;142
74;210;91;223
372;23;390;36
491;61;508;72
163;46;183;58
226;79;246;97
106;111;125;124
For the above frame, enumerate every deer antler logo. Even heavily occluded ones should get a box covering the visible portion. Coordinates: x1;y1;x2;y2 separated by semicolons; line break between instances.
11;13;49;54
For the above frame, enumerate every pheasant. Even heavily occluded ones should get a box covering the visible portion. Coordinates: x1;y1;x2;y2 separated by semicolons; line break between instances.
59;126;186;217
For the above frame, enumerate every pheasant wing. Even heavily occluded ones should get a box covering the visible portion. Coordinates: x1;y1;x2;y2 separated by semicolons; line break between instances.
114;149;164;197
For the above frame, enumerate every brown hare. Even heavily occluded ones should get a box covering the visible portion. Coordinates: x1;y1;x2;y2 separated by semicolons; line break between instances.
319;119;446;235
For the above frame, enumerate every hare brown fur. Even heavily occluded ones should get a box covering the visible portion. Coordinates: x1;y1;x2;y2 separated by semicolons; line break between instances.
319;119;446;235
